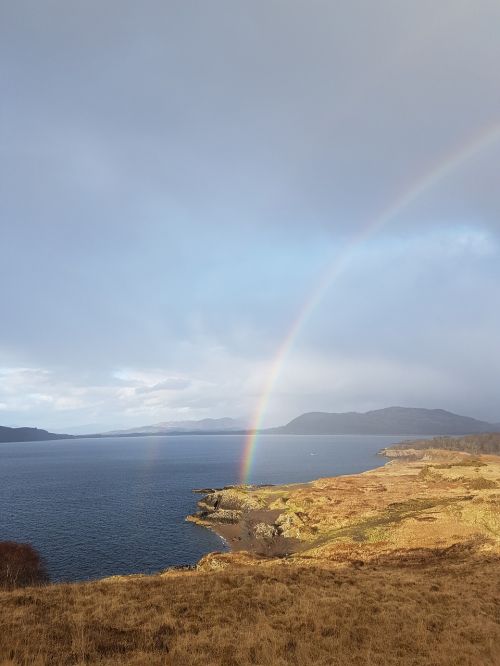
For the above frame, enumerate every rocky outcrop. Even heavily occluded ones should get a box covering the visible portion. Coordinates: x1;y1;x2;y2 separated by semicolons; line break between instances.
196;551;265;571
254;522;279;540
187;487;264;526
275;511;308;539
187;486;301;557
380;447;424;459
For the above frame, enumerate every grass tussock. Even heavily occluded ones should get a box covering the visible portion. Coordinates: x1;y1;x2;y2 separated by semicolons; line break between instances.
467;477;498;490
0;551;499;666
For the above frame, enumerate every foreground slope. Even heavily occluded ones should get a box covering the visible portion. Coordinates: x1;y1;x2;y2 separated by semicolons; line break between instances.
0;551;498;666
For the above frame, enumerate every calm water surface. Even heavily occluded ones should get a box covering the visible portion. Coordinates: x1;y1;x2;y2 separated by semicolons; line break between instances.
0;434;418;581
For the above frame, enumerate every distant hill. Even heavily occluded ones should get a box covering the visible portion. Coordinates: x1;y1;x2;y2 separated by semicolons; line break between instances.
269;407;499;436
0;426;73;444
104;417;245;436
3;409;497;443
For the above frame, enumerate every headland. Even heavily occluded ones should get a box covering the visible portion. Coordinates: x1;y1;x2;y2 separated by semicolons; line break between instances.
187;435;500;570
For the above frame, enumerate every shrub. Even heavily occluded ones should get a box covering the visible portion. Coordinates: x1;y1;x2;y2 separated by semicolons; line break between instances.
467;477;497;490
0;542;48;589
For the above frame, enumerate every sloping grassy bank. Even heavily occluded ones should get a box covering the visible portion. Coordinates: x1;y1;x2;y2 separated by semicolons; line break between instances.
0;547;499;665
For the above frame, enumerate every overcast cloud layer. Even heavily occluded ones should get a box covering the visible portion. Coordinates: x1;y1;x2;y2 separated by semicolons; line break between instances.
1;1;499;432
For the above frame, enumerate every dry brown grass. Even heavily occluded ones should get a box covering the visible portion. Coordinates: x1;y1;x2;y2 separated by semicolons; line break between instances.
0;548;499;666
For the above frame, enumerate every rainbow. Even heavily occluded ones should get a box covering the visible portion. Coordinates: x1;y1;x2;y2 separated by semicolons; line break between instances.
240;119;500;483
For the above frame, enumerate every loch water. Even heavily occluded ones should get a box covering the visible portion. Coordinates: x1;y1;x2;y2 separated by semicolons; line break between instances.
0;433;420;581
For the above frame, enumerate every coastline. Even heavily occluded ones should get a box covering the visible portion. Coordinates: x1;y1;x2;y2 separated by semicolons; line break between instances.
187;444;500;565
3;439;499;664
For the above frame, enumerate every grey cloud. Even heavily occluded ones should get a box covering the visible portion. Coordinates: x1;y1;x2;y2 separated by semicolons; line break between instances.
1;2;499;429
2;1;500;235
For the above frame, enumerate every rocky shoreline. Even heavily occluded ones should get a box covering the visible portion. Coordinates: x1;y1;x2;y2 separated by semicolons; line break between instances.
186;443;500;567
187;484;302;556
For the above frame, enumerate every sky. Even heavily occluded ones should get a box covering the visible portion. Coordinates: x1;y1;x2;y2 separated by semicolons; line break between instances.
1;1;499;433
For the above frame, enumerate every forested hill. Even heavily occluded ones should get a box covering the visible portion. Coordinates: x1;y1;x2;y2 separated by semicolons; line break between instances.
383;432;500;456
0;426;72;444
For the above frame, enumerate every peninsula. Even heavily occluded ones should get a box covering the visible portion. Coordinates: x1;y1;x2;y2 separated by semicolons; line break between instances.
187;433;500;568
